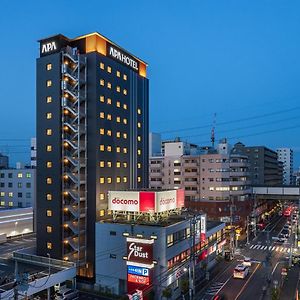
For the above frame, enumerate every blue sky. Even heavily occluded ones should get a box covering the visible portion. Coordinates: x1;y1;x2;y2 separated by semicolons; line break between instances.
0;0;300;167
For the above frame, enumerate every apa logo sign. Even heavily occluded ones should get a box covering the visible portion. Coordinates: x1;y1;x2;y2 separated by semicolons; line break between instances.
41;41;57;54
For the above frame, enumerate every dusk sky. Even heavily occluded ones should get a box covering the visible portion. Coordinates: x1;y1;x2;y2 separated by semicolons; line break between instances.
0;1;300;167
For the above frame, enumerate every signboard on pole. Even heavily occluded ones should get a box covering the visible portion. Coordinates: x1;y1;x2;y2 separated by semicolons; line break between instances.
127;237;154;266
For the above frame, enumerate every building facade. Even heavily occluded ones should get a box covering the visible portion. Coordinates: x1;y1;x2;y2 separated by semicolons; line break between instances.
277;148;293;185
31;138;37;169
36;32;149;277
0;167;35;208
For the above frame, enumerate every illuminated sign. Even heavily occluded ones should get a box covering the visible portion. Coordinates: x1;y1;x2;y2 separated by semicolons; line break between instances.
155;190;177;213
127;238;153;265
41;41;57;54
107;43;139;72
200;215;206;242
128;274;149;286
128;265;149;277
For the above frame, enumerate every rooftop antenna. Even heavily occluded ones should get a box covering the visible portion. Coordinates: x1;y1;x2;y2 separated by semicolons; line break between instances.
211;113;216;148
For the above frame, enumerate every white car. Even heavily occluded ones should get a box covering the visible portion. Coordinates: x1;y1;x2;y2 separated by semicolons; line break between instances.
243;257;252;267
233;264;249;279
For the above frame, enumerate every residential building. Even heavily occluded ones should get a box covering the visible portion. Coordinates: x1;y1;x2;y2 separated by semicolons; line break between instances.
0;166;35;208
0;154;8;169
31;138;37;168
36;32;149;277
277;148;293;185
149;132;161;157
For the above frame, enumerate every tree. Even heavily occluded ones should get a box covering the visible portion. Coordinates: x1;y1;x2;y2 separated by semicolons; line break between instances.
162;287;172;299
271;287;279;300
180;279;189;295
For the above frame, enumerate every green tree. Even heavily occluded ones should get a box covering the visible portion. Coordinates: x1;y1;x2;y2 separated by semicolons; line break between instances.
180;279;189;295
271;287;279;300
162;287;172;299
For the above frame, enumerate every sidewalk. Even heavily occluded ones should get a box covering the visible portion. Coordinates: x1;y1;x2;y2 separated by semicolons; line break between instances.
280;265;300;300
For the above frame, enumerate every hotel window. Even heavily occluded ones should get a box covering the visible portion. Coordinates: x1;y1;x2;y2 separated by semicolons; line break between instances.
100;177;105;184
47;145;52;152
123;177;127;183
100;145;105;152
137;108;142;115
107;130;112;136
123;74;127;81
47;226;52;233
47;210;52;217
107;177;112;184
107;66;112;73
46;63;52;71
116;161;121;168
107;82;112;89
0;201;4;206
47;242;52;249
46;194;52;201
0;192;5;197
123;133;127;139
123;89;127;95
123;148;128;154
100;62;105;69
123;118;127;125
47;96;52;103
116;71;121;77
116;116;121;123
116;101;121;108
47;177;52;185
107;98;112;105
123;162;128;168
100;210;105;217
137;136;141;142
107;114;112;121
26;172;31;178
137;163;141;169
116;147;121;153
123;104;127;110
137;122;141;128
8;201;13;206
100;161;105;168
137;149;142;155
116;177;121;183
17;173;23;178
100;112;105;119
47;161;52;168
116;86;121;93
100;193;105;200
107;145;112;152
100;79;105;86
100;128;105;135
138;176;141;183
46;129;52;136
107;161;112;168
46;80;52;87
116;132;121;138
46;113;52;119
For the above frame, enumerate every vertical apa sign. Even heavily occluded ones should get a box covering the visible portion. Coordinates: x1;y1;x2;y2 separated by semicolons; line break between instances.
200;214;206;242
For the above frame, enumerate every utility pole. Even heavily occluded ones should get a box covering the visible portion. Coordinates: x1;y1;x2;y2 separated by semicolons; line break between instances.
229;193;235;257
246;216;250;245
189;215;196;300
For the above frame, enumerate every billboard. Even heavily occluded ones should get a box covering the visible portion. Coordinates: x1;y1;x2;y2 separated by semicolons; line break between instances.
127;237;153;266
108;189;184;213
128;274;150;286
200;215;206;242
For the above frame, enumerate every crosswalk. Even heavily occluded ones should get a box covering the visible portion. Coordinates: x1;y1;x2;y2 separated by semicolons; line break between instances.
205;282;225;295
249;244;291;253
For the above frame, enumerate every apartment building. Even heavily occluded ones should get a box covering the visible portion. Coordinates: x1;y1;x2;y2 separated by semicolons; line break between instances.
277;148;293;185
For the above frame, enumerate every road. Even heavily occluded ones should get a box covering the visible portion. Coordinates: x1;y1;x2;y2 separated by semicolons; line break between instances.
198;215;294;300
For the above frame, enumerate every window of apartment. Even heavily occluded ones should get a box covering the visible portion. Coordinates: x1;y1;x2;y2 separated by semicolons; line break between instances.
8;182;12;188
116;70;121;77
47;242;52;249
138;176;141;182
0;192;5;197
123;148;128;154
0;173;4;178
17;173;23;178
116;131;121;138
46;194;52;201
100;62;105;69
47;161;52;168
137;122;141;128
137;108;142;115
137;136;141;142
116;86;121;92
47;226;52;233
137;163;141;169
107;114;112;120
99;161;105;168
116;177;121;183
116;161;121;168
107;130;112;136
46;80;52;87
100;145;105;152
123;89;127;95
47;96;52;103
100;112;105;119
99;209;105;217
123;177;127;183
107;66;112;73
100;177;105;184
0;201;5;206
46;129;52;136
123;133;127;139
123;118;127;125
8;173;12;178
137;149;142;155
46;177;52;184
47;145;52;152
107;177;112;184
123;103;127;110
123;162;128;168
46;113;52;119
123;74;127;81
209;187;214;191
8;201;13;206
107;145;112;152
107;161;112;168
107;82;112;89
46;63;52;71
116;101;121;108
116;146;121;153
107;98;112;105
116;116;121;123
100;79;105;86
18;183;22;188
46;210;52;217
100;96;105;103
0;183;4;188
100;128;105;135
99;193;105;201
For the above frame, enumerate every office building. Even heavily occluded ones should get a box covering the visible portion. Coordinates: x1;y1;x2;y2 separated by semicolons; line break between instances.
149;132;161;157
36;32;149;277
31;138;37;168
0;154;9;169
277;148;293;185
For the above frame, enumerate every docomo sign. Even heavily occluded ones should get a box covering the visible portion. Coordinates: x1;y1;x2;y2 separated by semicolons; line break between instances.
108;189;185;213
127;237;153;265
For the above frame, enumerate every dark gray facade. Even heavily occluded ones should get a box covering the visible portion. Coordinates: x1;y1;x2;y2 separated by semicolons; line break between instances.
36;33;149;278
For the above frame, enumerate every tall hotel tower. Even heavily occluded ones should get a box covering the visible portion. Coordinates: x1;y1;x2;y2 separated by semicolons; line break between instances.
36;33;149;277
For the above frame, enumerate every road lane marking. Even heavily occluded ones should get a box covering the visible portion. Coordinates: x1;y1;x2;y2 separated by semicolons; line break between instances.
263;246;268;250
234;263;261;300
250;245;254;249
272;246;275;251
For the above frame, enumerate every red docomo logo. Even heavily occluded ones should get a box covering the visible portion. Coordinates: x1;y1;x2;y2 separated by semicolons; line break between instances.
160;198;176;205
112;198;138;205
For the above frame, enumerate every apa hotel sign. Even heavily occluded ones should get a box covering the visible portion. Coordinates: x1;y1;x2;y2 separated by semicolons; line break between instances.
107;43;139;72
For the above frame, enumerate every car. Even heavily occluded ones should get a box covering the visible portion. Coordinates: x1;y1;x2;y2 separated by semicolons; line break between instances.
281;229;290;238
233;264;249;279
243;257;252;267
284;224;291;230
55;288;79;300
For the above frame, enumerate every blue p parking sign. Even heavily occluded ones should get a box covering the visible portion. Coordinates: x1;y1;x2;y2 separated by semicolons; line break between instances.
128;265;149;277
